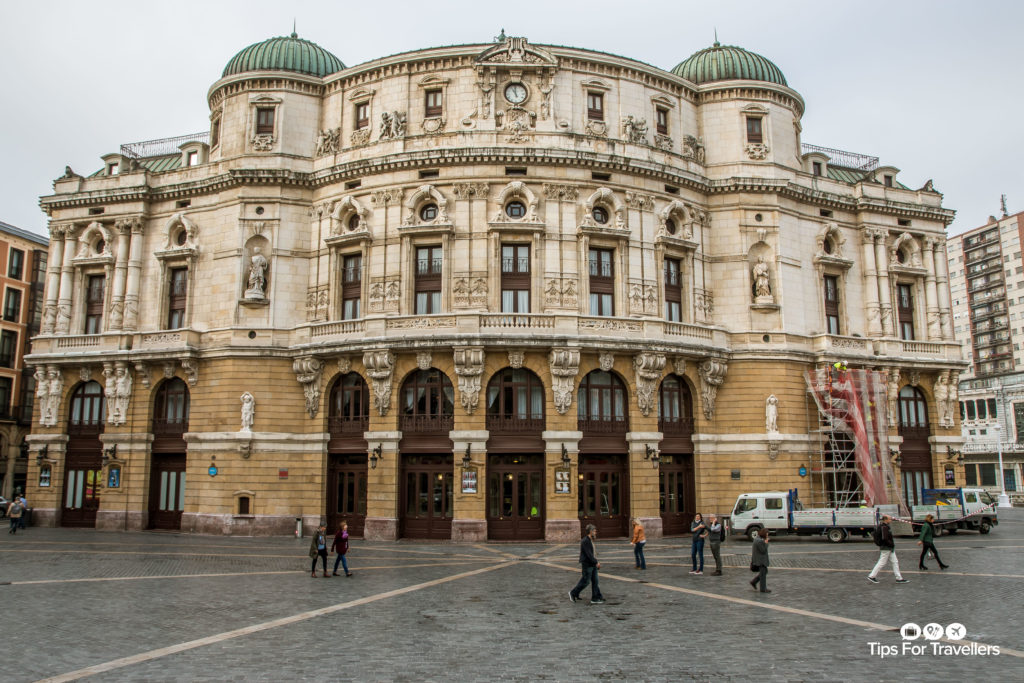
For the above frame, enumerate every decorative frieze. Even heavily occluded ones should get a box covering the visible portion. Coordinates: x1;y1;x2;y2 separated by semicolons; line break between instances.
453;274;488;308
386;316;456;329
181;358;199;387
251;134;275;151
628;280;657;315
698;359;728;420
454;347;485;414
368;278;400;312
453;183;489;200
292;356;324;419
579;318;642;332
306;285;329;322
363;350;395;416
543;184;579;201
378;111;406;140
350;128;370;147
621;115;648;145
634;352;666;417
625;192;655;212
549;348;580;415
682;135;705;163
314;128;340;157
745;143;770;160
653;134;673;152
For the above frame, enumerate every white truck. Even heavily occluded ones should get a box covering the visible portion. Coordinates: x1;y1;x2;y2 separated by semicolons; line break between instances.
911;488;999;535
729;489;897;543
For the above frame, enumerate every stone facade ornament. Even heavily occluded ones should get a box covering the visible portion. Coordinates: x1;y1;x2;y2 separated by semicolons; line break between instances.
745;143;770;160
350;128;371;146
416;351;433;371
634;352;666;417
946;371;959;428
598;352;615;372
908;370;921;387
36;366;63;427
934;371;950;428
240;392;255;432
766;394;779;433
653;134;673;152
371;189;398;206
682;135;705;163
314;128;340;157
244;247;269;300
293;357;324;419
422;117;446;135
112;361;132;426
337;357;352;376
454;347;485;415
135;362;150;389
508;350;525;369
453;183;489;200
628;282;657;314
584;119;607;137
543;184;579;201
621;115;648;145
752;257;773;302
163;362;176;379
363;350;395;416
673;357;687;377
885;368;900;427
251;134;274;151
549;348;581;415
181;359;199;387
378;111;407;141
79;366;92;383
698;359;728;421
624;192;655;212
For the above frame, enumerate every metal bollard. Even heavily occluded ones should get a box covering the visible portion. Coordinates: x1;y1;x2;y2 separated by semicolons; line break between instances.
295;517;303;538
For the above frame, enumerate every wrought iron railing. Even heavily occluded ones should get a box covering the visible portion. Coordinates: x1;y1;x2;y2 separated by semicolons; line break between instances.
399;414;454;433
328;416;369;434
486;415;546;433
68;422;103;435
658;417;695;436
121;132;209;159
578;417;628;433
801;143;879;171
153;418;188;437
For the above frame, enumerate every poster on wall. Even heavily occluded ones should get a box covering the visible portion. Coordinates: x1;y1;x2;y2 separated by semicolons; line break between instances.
945;467;955;484
554;468;571;494
461;468;478;494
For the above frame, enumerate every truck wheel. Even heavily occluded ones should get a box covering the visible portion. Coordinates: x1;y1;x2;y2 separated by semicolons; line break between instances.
826;527;847;543
947;527;957;535
979;520;991;534
747;526;762;543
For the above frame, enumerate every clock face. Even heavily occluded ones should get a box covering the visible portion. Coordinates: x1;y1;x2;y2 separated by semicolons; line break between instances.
504;82;527;104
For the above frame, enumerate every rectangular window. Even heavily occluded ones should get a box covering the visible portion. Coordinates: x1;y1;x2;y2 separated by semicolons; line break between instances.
355;102;369;129
500;244;530;313
656;107;668;135
256;107;275;135
167;268;187;329
587;92;604;121
424;89;443;117
415;246;443;315
897;283;915;340
342;254;362;320
824;275;840;335
8;249;24;280
187;151;199;167
977;400;987;420
746;116;763;144
85;274;105;334
211;118;221;148
664;257;682;322
964;464;977;486
3;289;21;322
979;463;997;487
966;401;976;420
1015;403;1024;442
812;161;823;176
107;163;119;175
0;330;16;368
588;248;614;316
884;175;894;187
0;376;10;417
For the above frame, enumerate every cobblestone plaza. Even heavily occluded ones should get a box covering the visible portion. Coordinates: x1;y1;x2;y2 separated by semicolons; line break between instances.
2;511;1021;681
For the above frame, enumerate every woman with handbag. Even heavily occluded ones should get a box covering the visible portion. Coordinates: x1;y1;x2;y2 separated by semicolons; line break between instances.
309;524;330;578
917;514;949;570
750;527;771;593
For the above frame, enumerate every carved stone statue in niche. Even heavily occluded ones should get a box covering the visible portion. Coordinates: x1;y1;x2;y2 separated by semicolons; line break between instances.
244;247;268;299
753;257;772;302
765;394;779;433
240;392;255;432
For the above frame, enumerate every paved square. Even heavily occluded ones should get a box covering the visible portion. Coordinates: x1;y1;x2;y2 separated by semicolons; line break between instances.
2;511;1021;681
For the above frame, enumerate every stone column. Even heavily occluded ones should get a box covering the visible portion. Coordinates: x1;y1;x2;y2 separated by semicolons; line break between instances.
934;238;954;340
873;232;894;336
923;237;941;340
108;219;133;331
54;224;79;334
41;225;65;334
861;228;882;336
122;219;144;331
449;430;489;542
542;430;583;542
362;431;402;541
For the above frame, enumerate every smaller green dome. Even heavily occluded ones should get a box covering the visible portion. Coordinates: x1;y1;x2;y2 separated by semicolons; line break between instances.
223;33;345;79
671;42;787;87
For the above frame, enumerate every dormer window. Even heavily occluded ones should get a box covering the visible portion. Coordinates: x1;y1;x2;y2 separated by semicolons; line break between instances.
746;116;763;144
587;92;604;121
355;103;369;130
187;151;199;167
256;107;275;135
107;163;119;175
884;174;894;187
812;161;823;177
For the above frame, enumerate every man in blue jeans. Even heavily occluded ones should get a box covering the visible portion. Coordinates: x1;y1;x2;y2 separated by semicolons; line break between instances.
569;524;605;604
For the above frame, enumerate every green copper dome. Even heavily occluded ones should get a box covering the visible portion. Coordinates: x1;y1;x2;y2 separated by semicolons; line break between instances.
671;42;787;87
222;33;345;79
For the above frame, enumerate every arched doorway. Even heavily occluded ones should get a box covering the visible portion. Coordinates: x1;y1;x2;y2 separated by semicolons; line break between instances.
327;372;369;536
485;368;546;540
658;374;696;535
577;370;630;537
398;368;454;539
149;378;189;530
899;385;932;507
63;381;105;527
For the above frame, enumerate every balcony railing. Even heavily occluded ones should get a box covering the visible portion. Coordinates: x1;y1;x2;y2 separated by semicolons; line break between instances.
480;314;555;329
659;416;695;436
801;143;879;171
153;418;188;437
399;414;454;433
120;132;209;159
68;422;103;436
311;320;366;337
486;415;546;433
578;417;628;433
328;416;369;434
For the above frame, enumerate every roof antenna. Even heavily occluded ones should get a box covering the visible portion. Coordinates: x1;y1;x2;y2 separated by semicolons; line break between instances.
714;28;720;47
291;19;297;39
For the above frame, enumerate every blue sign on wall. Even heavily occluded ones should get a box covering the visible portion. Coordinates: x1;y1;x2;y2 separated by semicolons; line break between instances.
798;465;808;478
208;465;218;477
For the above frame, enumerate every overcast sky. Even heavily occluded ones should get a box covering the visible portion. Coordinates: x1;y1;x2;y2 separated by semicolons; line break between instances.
1;0;1020;238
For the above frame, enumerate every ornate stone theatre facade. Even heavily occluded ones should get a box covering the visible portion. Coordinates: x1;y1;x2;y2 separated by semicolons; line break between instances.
26;33;964;539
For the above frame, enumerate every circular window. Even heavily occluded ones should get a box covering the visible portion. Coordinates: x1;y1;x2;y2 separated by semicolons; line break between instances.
592;206;609;224
247;330;257;339
665;218;677;235
347;214;361;231
505;201;526;219
420;203;438;221
755;213;763;222
95;240;105;255
762;334;771;343
175;230;187;246
255;206;265;215
823;237;834;255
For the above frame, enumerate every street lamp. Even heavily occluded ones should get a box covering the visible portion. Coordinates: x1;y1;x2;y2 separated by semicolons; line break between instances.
993;424;1012;508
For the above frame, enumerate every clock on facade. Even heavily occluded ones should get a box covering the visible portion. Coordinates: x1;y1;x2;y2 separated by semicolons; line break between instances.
504;82;527;104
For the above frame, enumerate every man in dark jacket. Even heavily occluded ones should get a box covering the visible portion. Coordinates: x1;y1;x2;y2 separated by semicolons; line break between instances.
867;515;909;584
569;524;605;604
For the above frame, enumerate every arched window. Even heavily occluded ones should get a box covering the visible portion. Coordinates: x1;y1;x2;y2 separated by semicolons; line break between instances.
153;378;189;437
485;368;545;432
577;370;628;431
658;375;693;435
68;381;105;434
399;369;454;433
898;386;928;428
329;372;369;434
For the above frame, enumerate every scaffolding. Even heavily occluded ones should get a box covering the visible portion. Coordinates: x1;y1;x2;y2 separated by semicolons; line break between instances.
806;365;906;513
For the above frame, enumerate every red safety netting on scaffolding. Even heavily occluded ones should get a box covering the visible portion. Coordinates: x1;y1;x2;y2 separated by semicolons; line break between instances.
806;366;898;508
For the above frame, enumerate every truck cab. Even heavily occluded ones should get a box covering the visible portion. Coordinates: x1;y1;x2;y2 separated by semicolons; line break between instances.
731;491;791;541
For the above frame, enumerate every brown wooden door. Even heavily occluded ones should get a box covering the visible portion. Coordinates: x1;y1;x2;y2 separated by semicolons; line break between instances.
487;454;544;540
149;454;186;530
61;450;101;528
400;454;453;539
578;454;629;538
659;453;695;535
327;454;367;537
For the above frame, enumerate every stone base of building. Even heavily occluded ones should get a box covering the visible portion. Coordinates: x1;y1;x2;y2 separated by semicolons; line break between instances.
638;515;663;539
95;510;146;531
181;512;314;536
364;516;398;541
451;518;487;542
28;507;56;527
545;518;581;542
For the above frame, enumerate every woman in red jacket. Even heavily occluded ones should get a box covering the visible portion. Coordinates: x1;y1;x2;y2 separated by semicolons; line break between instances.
331;521;353;577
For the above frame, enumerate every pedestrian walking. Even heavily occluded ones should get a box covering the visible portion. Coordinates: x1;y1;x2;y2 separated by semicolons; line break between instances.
630;518;647;570
708;513;724;576
7;498;23;534
309;524;329;578
689;513;706;574
917;514;949;571
867;515;909;584
749;528;770;593
568;524;605;604
17;494;27;530
331;521;353;576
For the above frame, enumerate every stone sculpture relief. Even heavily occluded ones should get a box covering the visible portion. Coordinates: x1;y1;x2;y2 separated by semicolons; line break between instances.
113;362;132;426
416;351;433;371
240;392;255;432
885;368;900;427
508;350;525;369
752;257;773;302
244;247;269;299
293;357;324;419
745;143;770;160
549;348;580;415
454;348;485;415
698;359;728;421
766;394;779;433
363;350;395;416
682;135;705;163
621;116;648;145
181;359;199;387
379;111;407;140
314;128;340;157
350;128;370;146
634;352;666;417
251;134;274;151
598;353;615;372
